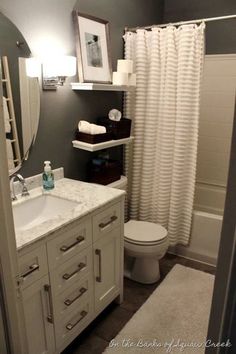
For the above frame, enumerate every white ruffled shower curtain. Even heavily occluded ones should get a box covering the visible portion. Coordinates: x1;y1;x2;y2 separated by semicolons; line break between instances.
124;24;205;246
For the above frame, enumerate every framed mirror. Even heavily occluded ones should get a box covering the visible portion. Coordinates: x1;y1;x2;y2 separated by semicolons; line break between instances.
0;12;40;175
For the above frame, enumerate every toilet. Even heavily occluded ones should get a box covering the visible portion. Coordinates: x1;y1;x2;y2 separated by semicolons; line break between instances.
108;177;169;284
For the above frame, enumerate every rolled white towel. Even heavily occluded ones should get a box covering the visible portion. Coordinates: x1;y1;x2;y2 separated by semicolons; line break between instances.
90;123;106;135
3;97;11;133
78;120;91;134
78;121;106;135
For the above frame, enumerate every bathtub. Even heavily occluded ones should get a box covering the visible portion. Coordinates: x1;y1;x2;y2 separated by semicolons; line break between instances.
194;182;226;216
170;210;222;266
169;182;224;266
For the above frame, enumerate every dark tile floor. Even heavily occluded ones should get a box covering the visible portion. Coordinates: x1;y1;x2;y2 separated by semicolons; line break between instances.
62;254;216;354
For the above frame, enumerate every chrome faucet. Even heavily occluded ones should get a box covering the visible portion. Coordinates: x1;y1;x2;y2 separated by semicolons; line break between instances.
10;174;30;201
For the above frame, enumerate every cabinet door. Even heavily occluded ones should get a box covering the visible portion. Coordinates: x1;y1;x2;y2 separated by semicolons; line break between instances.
94;227;121;313
22;274;55;354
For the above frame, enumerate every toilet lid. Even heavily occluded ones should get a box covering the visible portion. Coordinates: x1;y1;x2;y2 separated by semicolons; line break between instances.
124;220;167;244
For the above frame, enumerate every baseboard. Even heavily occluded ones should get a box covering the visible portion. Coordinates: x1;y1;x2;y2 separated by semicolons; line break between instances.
167;247;217;267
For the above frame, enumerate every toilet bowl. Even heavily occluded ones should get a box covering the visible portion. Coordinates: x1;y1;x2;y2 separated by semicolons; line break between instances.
124;220;168;283
108;177;169;284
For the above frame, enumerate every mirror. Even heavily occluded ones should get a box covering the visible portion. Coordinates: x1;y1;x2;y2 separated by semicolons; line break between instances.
0;12;40;175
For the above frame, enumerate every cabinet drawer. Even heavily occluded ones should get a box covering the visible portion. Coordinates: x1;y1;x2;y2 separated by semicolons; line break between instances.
47;218;92;269
93;202;121;242
19;245;48;289
54;273;93;320
55;298;93;348
50;247;92;295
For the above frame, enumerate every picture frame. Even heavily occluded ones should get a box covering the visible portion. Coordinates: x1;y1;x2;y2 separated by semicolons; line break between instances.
72;11;112;83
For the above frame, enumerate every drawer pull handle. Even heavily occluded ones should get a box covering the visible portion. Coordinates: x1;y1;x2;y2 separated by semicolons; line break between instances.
95;249;102;282
62;262;86;280
44;284;54;324
66;310;88;331
64;287;87;306
60;236;85;252
21;263;39;279
99;215;117;229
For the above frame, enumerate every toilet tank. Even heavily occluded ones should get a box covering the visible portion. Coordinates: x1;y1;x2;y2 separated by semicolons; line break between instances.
107;176;127;191
108;176;128;221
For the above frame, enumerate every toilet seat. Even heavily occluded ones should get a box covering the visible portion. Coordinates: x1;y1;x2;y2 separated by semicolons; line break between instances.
124;220;168;246
125;238;167;246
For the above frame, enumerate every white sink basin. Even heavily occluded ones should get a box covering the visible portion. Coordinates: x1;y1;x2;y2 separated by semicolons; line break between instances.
13;195;78;232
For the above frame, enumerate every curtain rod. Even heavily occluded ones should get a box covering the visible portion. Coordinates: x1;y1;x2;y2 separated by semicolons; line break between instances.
125;14;236;32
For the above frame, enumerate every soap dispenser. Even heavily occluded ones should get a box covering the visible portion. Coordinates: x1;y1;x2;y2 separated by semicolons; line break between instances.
42;161;54;190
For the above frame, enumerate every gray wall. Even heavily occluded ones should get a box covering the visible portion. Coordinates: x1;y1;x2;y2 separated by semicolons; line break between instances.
0;0;163;180
164;0;236;54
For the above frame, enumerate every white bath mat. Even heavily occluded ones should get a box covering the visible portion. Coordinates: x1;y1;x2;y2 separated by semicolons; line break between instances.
104;264;215;353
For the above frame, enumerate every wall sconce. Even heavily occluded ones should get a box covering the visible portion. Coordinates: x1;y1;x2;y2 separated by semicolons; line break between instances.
26;57;41;78
42;56;76;90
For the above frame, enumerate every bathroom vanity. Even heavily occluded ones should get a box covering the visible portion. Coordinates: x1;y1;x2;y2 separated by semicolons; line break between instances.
14;174;125;354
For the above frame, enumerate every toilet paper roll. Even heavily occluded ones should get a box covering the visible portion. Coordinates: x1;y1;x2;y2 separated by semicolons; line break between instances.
109;109;122;121
128;73;136;86
117;59;133;74
112;72;129;86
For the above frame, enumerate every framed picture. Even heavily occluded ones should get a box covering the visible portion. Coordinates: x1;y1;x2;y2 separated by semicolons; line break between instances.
73;11;112;83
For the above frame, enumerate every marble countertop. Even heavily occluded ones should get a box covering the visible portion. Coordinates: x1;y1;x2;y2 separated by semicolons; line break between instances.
14;178;125;251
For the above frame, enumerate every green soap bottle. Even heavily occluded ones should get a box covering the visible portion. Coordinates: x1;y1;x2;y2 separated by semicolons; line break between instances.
42;161;54;190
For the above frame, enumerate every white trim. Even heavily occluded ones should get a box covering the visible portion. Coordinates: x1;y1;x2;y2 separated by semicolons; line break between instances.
72;136;134;152
205;54;236;60
217;226;236;350
0;67;27;353
71;82;135;91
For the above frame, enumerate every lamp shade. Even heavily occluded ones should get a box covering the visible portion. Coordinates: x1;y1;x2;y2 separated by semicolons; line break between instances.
58;56;76;76
43;56;76;77
26;57;41;78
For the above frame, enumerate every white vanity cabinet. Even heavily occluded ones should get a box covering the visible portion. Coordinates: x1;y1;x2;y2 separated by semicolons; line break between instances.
18;198;124;354
22;275;55;354
93;203;122;314
19;245;55;354
94;228;121;312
